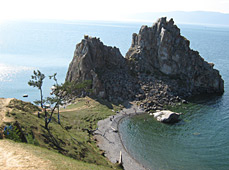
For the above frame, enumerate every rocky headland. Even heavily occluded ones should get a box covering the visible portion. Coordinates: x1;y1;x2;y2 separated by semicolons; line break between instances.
66;17;224;112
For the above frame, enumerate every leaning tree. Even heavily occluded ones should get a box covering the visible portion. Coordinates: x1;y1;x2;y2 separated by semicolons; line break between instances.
28;70;45;108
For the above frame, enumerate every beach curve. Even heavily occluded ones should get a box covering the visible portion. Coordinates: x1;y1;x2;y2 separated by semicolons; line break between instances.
94;103;148;170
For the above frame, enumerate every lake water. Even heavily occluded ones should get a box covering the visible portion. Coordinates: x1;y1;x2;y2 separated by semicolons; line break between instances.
0;20;229;170
0;20;142;102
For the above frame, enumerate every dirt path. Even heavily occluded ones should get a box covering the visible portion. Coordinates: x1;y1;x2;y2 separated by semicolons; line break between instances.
0;98;13;126
0;140;55;170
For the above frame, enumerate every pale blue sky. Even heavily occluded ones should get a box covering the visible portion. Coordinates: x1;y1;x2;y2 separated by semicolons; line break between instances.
0;0;229;22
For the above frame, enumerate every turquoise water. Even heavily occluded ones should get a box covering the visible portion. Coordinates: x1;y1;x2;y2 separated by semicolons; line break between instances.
118;25;229;169
119;98;229;170
0;20;229;169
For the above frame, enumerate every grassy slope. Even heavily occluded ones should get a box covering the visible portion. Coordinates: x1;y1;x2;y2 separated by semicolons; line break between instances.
0;139;114;170
2;97;122;170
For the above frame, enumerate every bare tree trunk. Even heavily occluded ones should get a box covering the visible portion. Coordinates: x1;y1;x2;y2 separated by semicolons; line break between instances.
45;108;48;129
40;88;43;108
57;105;60;124
47;102;58;127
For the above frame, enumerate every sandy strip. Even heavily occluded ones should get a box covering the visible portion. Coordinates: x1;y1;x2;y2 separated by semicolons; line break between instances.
94;103;148;170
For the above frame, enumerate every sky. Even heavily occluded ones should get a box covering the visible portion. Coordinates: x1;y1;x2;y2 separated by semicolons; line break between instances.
0;0;229;22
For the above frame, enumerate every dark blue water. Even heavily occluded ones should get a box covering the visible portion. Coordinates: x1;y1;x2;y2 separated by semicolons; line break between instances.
0;20;229;169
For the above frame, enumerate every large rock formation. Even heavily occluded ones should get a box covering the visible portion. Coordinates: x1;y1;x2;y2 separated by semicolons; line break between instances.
126;17;224;96
66;17;224;109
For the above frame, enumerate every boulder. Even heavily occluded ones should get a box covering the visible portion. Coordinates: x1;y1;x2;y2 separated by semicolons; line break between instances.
153;110;181;123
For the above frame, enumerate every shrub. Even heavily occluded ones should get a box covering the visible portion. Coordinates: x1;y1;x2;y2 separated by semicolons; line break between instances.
3;125;22;142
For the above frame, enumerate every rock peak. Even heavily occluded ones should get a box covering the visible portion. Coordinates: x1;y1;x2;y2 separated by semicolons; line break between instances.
126;17;224;96
156;17;174;26
66;35;133;100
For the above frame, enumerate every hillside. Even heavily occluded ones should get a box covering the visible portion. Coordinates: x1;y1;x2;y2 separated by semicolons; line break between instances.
0;97;122;170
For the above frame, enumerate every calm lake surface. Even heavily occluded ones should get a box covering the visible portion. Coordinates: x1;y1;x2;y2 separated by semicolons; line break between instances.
0;20;229;170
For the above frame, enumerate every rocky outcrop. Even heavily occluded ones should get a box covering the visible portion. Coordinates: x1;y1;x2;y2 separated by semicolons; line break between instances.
66;35;139;102
152;110;181;123
66;18;224;109
126;17;224;96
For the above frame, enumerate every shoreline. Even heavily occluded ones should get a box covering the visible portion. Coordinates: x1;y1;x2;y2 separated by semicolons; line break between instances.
94;103;148;170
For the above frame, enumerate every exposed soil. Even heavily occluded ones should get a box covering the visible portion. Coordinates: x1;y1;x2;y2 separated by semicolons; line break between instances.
0;98;13;126
0;140;55;170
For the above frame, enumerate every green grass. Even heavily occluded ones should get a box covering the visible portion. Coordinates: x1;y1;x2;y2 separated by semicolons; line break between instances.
7;98;41;113
3;97;122;170
61;97;120;130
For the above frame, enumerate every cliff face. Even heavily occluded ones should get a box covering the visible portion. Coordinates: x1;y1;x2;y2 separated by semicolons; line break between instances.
66;35;125;83
66;35;139;102
66;18;224;108
126;17;224;96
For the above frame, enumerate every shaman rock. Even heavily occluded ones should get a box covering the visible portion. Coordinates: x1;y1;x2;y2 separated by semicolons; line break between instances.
66;18;224;106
